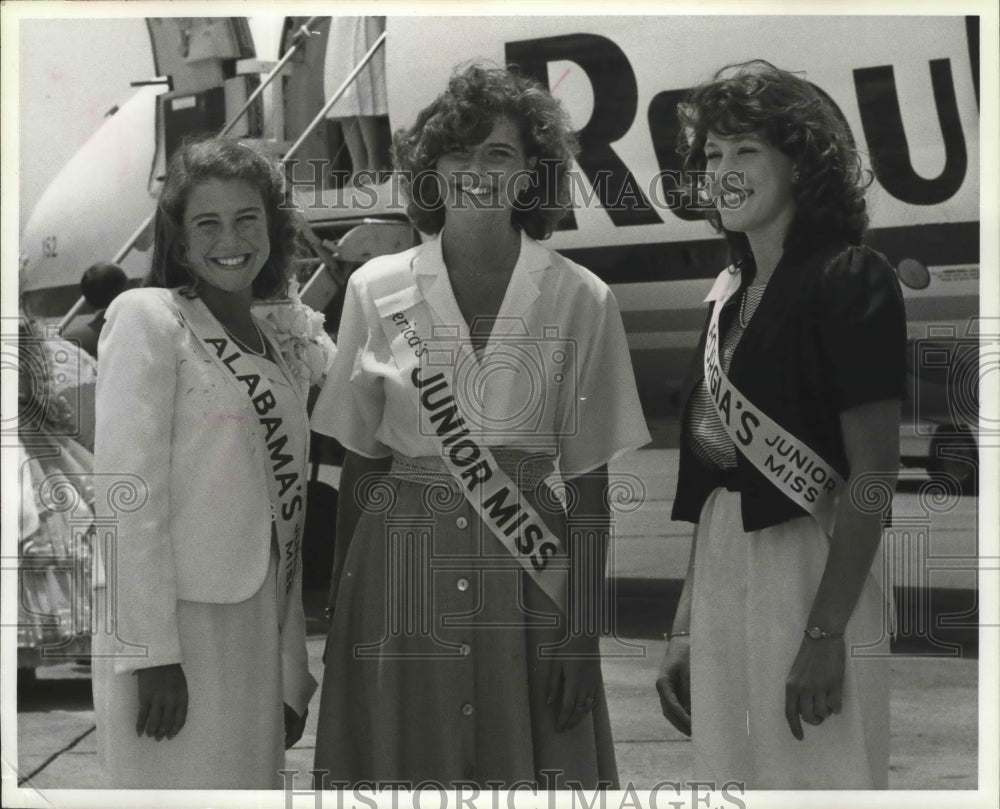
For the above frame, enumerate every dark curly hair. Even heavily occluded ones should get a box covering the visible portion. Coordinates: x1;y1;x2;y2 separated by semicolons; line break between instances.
146;137;301;299
391;63;579;239
677;60;871;271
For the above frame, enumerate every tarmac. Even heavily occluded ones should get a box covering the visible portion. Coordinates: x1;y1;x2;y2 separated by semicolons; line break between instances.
12;636;980;793
9;442;988;798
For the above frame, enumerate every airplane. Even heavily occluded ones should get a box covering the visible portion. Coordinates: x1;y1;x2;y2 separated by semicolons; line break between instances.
18;13;982;494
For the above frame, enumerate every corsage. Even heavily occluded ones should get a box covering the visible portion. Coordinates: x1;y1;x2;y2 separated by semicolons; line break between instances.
257;279;336;391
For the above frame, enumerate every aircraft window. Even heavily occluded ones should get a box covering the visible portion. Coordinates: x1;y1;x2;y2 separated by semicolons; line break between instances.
897;258;931;290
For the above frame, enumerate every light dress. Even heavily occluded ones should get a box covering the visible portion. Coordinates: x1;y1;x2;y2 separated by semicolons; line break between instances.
310;231;651;788
92;292;316;789
323;16;387;118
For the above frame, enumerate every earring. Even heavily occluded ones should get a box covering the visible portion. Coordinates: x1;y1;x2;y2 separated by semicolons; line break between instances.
792;169;801;184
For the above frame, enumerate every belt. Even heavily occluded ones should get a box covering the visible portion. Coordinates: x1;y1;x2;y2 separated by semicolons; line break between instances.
389;449;557;493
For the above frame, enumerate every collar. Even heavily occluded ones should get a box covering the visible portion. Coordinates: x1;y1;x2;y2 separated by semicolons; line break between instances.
704;265;743;303
411;229;552;336
182;291;309;414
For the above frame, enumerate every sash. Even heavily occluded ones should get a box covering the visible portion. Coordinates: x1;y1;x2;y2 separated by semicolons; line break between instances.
174;293;308;617
704;269;845;534
370;263;568;613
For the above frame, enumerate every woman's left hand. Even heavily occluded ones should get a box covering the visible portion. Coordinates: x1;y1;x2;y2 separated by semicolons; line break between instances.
284;703;308;749
784;636;845;740
547;634;602;732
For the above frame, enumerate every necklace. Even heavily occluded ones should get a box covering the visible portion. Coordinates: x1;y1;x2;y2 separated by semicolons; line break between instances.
738;286;762;329
222;319;267;357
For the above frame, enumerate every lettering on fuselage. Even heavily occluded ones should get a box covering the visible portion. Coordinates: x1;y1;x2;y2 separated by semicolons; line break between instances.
506;34;971;224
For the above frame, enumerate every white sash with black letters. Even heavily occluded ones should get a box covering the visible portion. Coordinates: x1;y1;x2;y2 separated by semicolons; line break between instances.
704;269;846;534
369;262;568;614
174;292;308;618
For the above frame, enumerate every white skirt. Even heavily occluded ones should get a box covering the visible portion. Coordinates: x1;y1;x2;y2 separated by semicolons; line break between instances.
689;488;890;789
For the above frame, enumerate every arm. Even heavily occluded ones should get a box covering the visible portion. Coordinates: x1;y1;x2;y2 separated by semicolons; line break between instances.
326;449;393;618
280;544;318;748
310;271;394;617
543;279;649;731
784;398;900;740
655;527;696;736
548;464;610;731
95;291;188;739
567;464;612;634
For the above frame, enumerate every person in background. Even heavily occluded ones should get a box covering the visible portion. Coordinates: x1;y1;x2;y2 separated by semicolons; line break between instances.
63;261;128;359
17;315;97;667
655;61;906;789
323;16;390;182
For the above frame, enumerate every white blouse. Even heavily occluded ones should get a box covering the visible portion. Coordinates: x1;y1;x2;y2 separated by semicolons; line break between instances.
312;231;650;479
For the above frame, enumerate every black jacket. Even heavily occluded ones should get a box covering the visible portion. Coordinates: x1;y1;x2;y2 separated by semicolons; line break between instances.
671;241;908;531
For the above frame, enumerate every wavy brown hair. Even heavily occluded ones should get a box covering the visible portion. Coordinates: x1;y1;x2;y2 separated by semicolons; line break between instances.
146;137;301;299
391;63;579;239
677;60;871;271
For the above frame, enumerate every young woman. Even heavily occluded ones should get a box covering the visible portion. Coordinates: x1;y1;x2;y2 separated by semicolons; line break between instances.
92;138;328;788
655;61;907;789
311;64;650;789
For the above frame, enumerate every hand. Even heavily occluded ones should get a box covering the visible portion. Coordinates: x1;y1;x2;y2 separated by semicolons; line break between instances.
135;663;188;741
546;634;602;732
785;636;846;741
284;703;308;749
655;637;692;736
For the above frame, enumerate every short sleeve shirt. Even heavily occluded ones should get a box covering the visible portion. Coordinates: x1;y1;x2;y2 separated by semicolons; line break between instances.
311;231;651;479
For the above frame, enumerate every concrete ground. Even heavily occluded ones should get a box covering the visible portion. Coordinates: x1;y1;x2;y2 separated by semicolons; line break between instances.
13;635;978;793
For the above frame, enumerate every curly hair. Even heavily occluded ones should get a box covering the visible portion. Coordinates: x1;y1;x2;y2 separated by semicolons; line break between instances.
391;63;579;239
676;60;871;268
146;137;301;299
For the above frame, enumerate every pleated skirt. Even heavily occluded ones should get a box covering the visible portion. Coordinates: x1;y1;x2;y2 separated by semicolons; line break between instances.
313;475;618;789
690;488;891;789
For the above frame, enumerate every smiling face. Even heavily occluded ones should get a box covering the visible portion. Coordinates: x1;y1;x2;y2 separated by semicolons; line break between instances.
703;130;797;245
434;116;534;219
181;178;270;296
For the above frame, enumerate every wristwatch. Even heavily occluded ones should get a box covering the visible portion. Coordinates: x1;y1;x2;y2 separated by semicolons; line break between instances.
804;626;844;640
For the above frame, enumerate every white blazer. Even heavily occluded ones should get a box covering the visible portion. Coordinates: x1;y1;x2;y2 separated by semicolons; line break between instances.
94;287;308;671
